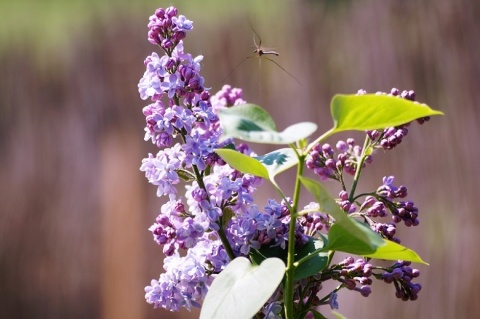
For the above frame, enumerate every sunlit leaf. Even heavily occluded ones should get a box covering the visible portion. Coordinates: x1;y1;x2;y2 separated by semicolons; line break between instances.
331;310;348;319
325;223;381;255
255;148;299;180
310;309;328;319
363;238;428;265
219;103;317;144
331;94;444;133
215;148;269;179
200;257;285;319
299;176;384;254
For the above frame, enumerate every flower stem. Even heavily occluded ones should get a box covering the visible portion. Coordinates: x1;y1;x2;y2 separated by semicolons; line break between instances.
284;152;306;319
348;136;370;202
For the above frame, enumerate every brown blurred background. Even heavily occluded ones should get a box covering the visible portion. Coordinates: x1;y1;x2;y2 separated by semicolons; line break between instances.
0;0;478;318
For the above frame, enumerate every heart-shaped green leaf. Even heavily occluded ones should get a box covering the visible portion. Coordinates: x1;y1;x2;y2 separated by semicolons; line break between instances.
200;257;285;319
219;103;317;144
331;94;444;133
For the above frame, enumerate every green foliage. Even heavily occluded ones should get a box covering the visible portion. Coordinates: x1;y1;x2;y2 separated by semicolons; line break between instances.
330;94;444;132
299;176;384;253
293;237;329;280
219;103;317;144
206;95;442;318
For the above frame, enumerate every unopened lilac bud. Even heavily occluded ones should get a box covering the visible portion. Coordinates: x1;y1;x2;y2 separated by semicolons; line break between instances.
325;158;336;169
173;31;186;41
322;143;333;155
392;268;403;279
357;285;371;297
343;278;356;290
200;90;210;101
339;190;349;200
162;39;174;49
165;6;178;17
336;140;348;152
395;185;408;198
390;88;400;96
155;8;166;18
340;200;351;212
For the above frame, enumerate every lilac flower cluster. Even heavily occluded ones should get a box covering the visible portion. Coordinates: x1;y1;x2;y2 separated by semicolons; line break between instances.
144;238;229;311
138;7;264;311
322;257;421;305
225;199;312;255
335;176;418;244
298;202;331;236
306;139;372;181
138;6;429;316
331;257;374;297
376;261;422;301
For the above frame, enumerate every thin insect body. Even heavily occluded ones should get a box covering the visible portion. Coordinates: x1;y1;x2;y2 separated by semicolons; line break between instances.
222;27;301;86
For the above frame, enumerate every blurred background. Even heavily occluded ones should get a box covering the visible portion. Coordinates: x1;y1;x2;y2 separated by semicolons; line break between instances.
0;0;478;318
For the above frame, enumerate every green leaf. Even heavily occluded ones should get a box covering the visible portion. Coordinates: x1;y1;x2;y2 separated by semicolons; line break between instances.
255;148;299;180
219;103;317;144
325;223;381;255
215;148;269;179
331;94;444;133
176;169;196;182
216;148;300;183
331;310;348;319
200;257;285;319
299;176;384;254
219;103;277;131
311;309;329;319
310;309;348;319
299;177;428;263
363;238;429;265
294;238;329;280
250;244;288;266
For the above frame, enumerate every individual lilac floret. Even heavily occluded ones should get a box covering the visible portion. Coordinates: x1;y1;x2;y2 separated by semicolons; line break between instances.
378;261;422;301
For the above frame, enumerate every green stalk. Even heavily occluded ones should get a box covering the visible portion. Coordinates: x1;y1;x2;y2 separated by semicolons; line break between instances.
284;152;306;319
348;136;370;202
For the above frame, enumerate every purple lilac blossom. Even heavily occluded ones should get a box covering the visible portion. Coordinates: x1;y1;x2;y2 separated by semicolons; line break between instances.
306;138;371;181
379;261;422;301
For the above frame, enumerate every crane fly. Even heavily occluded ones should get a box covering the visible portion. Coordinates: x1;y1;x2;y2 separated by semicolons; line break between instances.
222;26;301;86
